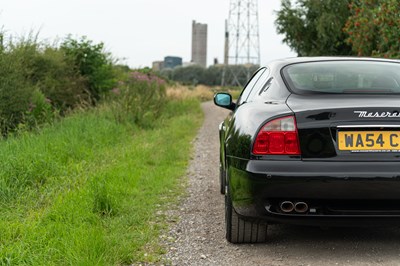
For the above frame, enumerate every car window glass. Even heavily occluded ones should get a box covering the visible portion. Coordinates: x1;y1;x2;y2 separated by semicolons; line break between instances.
247;68;271;101
237;68;266;105
283;61;400;94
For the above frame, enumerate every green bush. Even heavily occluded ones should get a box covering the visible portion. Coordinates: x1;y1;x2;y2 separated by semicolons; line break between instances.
30;47;90;111
0;33;99;135
0;41;35;135
61;36;116;102
0;32;172;135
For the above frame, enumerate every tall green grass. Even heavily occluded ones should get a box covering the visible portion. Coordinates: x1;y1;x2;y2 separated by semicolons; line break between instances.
0;99;202;265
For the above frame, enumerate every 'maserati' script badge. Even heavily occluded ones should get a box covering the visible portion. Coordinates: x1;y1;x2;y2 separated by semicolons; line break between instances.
338;131;400;152
354;111;400;118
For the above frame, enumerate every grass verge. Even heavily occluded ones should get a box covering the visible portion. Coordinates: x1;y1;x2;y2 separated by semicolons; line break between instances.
0;99;203;265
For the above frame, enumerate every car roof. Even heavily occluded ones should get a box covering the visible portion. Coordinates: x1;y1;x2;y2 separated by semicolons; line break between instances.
267;56;400;69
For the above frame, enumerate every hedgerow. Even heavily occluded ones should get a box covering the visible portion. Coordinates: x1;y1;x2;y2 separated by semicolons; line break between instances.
0;33;129;136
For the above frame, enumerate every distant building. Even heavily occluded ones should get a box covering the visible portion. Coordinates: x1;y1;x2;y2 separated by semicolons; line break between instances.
191;20;207;68
164;56;182;69
152;61;164;71
182;62;196;67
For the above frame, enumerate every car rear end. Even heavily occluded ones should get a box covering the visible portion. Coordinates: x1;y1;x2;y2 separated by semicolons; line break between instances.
232;59;400;227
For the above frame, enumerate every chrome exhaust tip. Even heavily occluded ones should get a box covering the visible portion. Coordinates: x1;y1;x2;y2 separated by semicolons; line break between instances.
294;202;308;213
280;201;295;213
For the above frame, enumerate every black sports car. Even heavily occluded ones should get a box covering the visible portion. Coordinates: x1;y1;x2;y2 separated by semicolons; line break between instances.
214;57;400;243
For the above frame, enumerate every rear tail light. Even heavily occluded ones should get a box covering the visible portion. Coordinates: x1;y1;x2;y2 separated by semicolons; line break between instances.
253;116;301;155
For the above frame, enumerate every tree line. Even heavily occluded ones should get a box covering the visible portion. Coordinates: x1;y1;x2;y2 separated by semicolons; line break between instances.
159;64;259;87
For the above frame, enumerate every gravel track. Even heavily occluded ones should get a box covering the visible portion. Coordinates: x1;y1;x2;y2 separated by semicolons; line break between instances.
162;101;400;266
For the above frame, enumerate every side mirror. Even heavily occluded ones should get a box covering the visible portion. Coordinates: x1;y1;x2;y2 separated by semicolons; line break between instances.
214;93;235;110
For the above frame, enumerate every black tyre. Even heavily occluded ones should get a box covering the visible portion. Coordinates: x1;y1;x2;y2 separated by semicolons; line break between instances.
225;189;268;243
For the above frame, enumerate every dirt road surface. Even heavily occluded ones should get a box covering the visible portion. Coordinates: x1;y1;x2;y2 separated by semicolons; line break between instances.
162;101;400;266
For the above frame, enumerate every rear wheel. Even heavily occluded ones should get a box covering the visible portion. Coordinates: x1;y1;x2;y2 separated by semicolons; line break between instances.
225;187;268;243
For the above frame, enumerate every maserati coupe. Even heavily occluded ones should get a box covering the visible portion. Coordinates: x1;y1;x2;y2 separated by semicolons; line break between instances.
214;57;400;243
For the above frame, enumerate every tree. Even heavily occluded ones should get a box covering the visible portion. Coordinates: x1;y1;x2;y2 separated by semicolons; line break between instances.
343;0;400;58
61;36;116;102
275;0;353;56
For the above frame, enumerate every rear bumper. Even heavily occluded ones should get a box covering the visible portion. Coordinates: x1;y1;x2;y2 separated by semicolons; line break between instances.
227;157;400;226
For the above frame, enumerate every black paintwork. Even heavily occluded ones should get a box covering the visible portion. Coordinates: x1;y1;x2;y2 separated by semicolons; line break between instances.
216;57;400;226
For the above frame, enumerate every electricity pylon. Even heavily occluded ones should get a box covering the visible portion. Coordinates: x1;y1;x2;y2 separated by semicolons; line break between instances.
222;0;260;87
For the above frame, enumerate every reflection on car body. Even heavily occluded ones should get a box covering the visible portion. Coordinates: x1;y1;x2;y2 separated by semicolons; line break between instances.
214;57;400;243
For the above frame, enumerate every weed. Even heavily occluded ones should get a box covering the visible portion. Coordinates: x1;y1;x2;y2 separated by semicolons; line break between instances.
108;71;166;128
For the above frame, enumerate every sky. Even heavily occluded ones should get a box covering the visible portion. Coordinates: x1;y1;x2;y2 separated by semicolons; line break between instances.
1;0;296;68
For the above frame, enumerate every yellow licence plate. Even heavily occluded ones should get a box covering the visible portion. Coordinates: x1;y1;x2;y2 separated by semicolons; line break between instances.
338;131;400;151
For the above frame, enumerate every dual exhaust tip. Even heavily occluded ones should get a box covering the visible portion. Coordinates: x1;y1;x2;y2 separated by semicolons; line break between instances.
280;201;308;213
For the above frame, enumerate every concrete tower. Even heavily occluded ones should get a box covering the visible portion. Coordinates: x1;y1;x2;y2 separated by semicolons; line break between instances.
191;20;208;68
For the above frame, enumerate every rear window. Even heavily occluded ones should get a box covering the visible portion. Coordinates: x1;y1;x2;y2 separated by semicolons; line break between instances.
282;61;400;94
